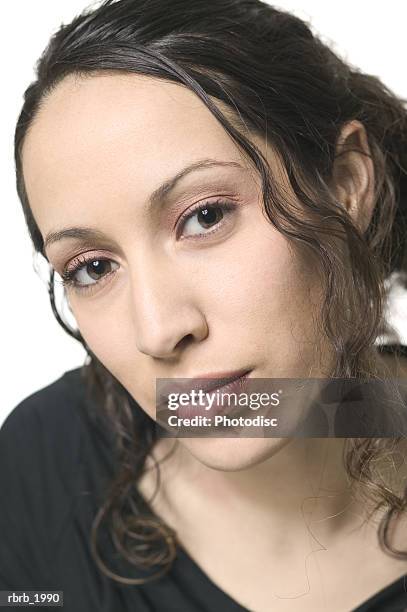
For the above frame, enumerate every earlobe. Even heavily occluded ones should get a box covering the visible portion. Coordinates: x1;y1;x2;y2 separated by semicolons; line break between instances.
331;119;375;234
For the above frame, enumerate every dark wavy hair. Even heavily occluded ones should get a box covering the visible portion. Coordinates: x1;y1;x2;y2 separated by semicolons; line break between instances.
14;0;407;585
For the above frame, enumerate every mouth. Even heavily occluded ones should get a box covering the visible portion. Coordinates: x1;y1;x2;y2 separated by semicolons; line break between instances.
195;369;253;393
157;368;253;409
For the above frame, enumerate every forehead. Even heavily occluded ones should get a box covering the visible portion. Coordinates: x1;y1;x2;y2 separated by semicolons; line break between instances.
21;72;251;233
23;71;235;152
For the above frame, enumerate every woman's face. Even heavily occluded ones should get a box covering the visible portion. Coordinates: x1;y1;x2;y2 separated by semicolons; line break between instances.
22;73;332;469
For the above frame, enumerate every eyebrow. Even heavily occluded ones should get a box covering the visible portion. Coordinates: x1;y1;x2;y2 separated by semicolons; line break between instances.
43;158;243;252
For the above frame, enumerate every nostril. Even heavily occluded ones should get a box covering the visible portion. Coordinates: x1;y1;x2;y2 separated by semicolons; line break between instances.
175;334;194;351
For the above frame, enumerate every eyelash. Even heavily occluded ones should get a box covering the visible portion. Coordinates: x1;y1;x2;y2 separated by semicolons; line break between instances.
59;198;237;295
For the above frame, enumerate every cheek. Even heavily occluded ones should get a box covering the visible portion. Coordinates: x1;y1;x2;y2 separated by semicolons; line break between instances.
197;224;322;372
68;294;136;378
67;291;163;420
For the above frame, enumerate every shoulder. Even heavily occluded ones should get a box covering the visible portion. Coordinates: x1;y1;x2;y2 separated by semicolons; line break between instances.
0;366;111;588
0;367;87;478
0;366;123;591
2;365;89;426
0;366;91;516
0;364;118;493
2;365;85;422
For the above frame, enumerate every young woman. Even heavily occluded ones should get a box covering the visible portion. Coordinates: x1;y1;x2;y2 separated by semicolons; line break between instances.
2;0;407;610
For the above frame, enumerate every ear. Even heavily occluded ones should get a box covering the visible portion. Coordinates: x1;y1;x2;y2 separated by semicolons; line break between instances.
331;119;375;234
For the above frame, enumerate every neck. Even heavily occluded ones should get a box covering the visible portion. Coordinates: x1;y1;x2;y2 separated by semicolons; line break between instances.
138;436;369;553
138;349;407;555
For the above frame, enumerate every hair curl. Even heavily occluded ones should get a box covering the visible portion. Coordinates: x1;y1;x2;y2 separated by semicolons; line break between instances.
14;0;407;585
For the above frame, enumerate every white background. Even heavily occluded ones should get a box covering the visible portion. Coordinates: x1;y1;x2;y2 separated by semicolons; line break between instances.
2;1;407;425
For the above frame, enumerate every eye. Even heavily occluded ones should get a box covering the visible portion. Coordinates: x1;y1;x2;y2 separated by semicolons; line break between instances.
60;255;119;295
177;198;237;240
58;199;238;296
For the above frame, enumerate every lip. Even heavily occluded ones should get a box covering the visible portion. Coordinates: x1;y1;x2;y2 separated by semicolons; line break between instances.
157;369;254;423
156;368;253;410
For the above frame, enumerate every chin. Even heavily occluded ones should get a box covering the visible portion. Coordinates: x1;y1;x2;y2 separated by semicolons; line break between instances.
179;436;292;471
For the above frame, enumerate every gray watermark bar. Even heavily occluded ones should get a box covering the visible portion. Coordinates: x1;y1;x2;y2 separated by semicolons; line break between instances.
155;377;407;438
0;592;63;606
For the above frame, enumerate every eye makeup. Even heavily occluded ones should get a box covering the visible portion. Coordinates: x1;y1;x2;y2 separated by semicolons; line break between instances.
59;196;241;295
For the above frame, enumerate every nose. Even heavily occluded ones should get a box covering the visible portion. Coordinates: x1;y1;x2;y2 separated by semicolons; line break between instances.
130;258;208;359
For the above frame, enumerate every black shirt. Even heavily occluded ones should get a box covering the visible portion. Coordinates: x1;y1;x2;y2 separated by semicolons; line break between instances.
1;346;407;611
